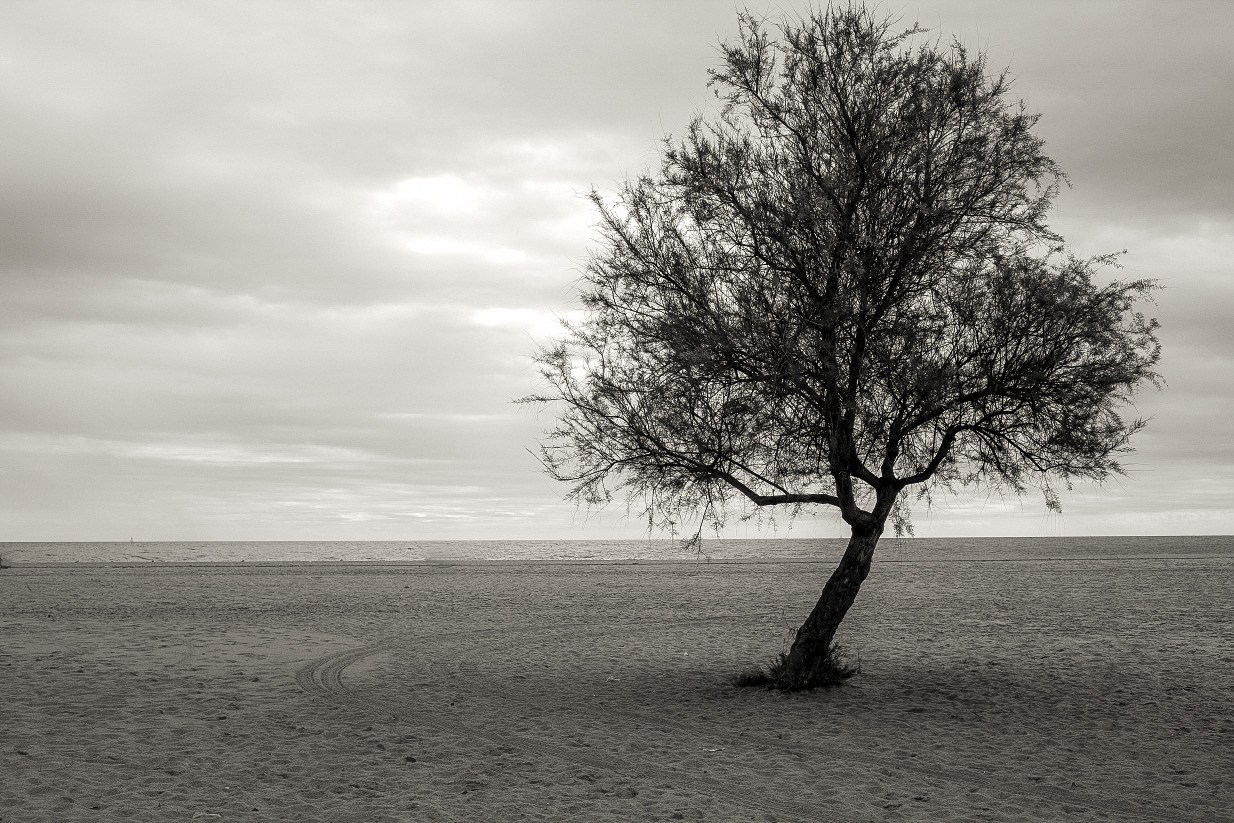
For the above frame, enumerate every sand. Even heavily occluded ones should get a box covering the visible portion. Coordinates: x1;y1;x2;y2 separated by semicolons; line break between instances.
2;555;1231;822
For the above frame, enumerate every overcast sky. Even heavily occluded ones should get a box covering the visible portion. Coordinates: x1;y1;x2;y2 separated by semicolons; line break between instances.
3;0;1231;541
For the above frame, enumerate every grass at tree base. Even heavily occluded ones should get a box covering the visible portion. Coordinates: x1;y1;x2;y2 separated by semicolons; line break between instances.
732;645;860;692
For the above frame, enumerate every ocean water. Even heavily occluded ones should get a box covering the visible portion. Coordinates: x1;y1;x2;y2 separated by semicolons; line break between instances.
2;535;1232;565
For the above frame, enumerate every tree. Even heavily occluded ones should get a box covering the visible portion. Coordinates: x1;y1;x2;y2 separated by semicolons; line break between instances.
527;5;1161;690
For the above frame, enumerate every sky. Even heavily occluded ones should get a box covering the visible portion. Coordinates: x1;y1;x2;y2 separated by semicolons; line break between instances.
2;0;1231;541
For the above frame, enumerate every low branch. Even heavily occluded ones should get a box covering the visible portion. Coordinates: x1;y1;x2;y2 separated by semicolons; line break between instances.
708;466;843;510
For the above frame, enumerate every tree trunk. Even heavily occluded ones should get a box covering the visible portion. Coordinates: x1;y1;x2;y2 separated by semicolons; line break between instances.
775;522;884;689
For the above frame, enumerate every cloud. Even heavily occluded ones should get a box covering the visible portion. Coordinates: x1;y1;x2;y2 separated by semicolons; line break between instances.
383;175;485;215
471;307;577;339
1;0;1231;539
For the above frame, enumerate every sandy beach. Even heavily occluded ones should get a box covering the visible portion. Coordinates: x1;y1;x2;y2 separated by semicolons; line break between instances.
2;554;1231;822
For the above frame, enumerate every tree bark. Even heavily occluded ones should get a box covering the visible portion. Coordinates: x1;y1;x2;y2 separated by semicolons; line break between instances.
775;521;884;689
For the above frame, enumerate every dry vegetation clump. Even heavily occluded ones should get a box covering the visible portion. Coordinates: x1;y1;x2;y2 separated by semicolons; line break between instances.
733;645;861;690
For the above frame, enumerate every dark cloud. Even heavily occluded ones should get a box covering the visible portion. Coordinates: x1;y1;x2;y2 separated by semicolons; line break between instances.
907;0;1234;225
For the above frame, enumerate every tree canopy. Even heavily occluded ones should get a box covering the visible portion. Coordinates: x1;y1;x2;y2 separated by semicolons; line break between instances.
531;6;1159;536
526;4;1161;687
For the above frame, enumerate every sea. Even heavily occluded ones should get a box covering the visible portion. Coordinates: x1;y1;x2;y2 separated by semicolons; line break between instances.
2;535;1231;565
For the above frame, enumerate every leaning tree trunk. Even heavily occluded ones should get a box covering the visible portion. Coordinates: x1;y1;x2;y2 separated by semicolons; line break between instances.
774;521;884;690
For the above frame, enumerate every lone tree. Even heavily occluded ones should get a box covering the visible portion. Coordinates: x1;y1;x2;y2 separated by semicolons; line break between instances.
528;5;1160;689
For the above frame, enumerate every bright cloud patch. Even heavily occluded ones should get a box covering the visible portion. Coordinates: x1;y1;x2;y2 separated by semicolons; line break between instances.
471;307;574;338
385;175;483;215
402;235;529;265
482;247;530;265
404;235;472;255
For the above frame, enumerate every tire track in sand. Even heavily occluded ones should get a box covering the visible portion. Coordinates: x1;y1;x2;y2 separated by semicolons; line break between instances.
296;628;1205;823
296;625;841;823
